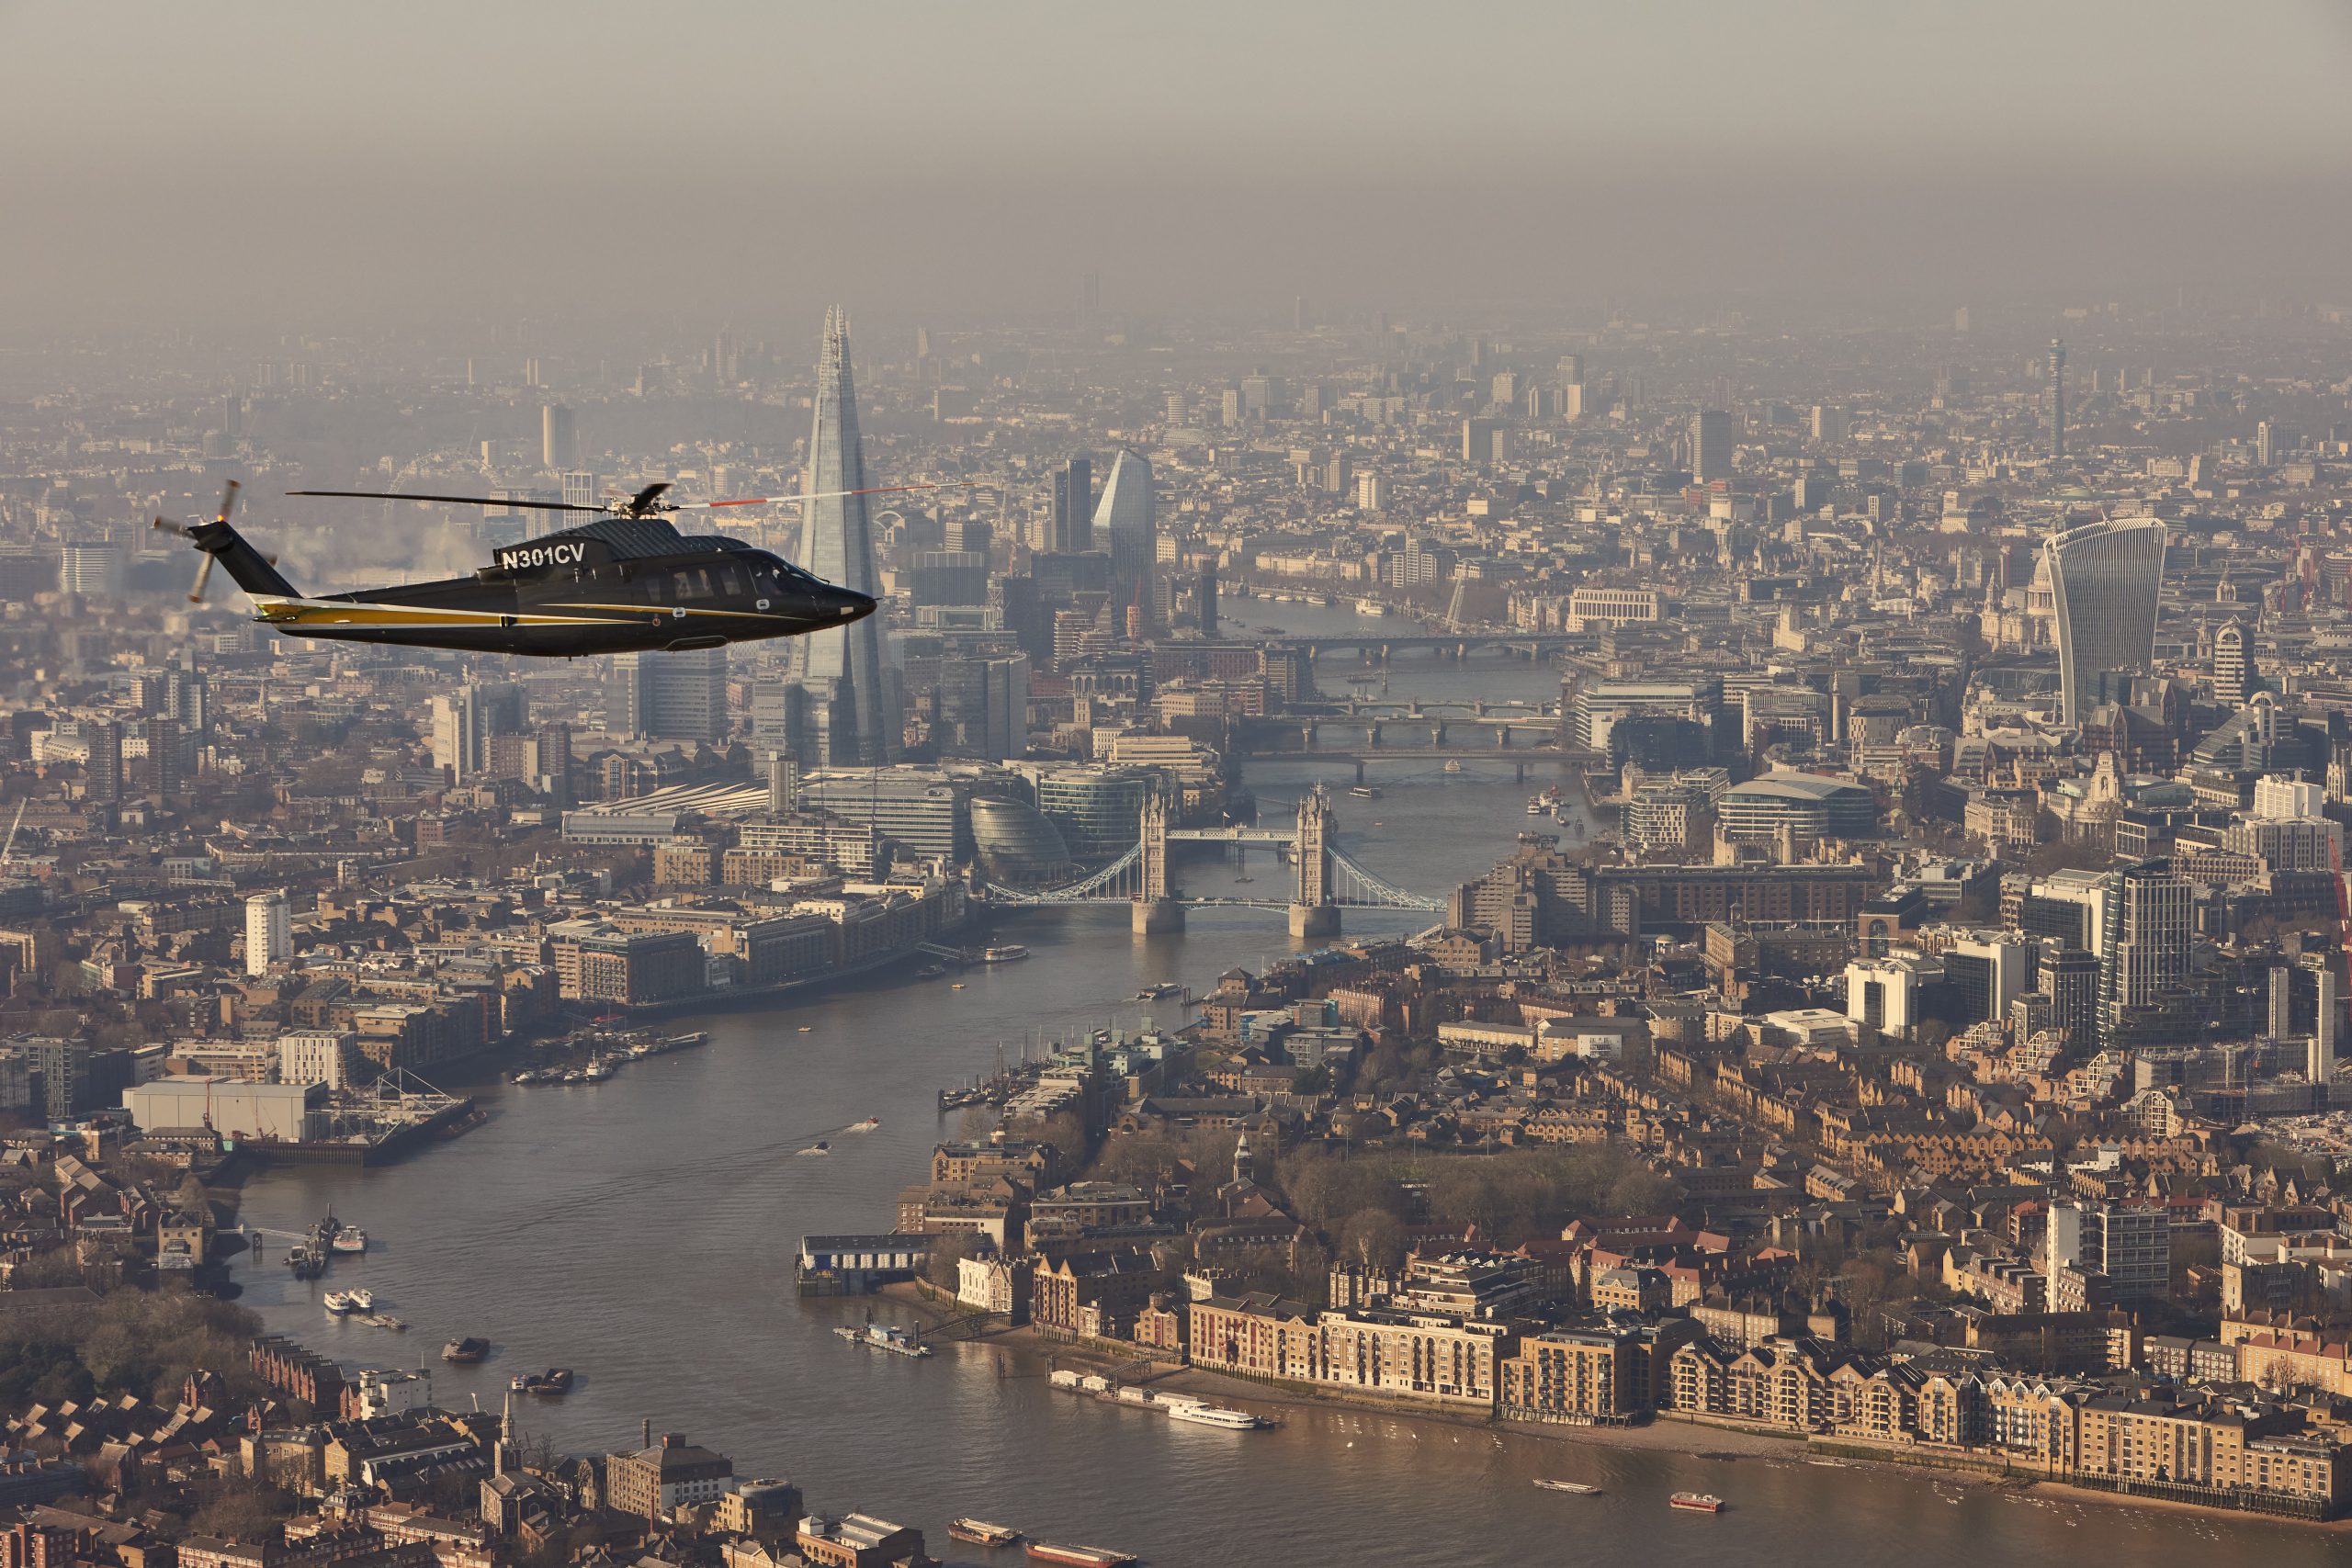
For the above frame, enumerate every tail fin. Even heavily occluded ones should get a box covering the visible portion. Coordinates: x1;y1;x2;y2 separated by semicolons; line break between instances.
189;521;298;598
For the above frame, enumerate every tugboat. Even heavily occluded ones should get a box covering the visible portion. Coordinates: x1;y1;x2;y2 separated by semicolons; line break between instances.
442;1337;490;1364
1669;1492;1724;1513
948;1520;1022;1548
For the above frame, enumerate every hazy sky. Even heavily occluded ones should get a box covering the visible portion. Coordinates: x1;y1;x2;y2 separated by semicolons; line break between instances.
7;0;2350;333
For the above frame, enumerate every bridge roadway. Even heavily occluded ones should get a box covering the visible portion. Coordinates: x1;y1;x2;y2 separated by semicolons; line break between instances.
1263;632;1578;659
1227;739;1601;783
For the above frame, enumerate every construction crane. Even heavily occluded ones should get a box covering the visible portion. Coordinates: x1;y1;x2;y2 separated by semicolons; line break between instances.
0;799;25;876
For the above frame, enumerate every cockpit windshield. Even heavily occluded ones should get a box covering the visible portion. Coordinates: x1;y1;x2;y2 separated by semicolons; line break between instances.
752;551;824;594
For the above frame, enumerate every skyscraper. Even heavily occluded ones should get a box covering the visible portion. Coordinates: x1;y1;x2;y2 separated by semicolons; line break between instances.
1690;410;1733;484
245;890;291;977
2212;619;2249;705
1092;447;1155;623
2310;961;2339;1085
2045;339;2066;460
1050;457;1092;553
606;649;727;744
2044;516;2165;724
792;308;898;766
2098;858;2192;1049
431;682;526;779
542;403;575;469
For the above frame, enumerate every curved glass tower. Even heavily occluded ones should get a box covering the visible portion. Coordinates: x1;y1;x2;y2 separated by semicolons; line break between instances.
1091;446;1155;623
2044;516;2165;724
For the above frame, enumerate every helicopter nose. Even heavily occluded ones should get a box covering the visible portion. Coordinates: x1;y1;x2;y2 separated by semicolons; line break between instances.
832;588;876;622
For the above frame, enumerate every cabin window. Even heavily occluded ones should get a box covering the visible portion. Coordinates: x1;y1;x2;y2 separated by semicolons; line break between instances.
718;564;744;597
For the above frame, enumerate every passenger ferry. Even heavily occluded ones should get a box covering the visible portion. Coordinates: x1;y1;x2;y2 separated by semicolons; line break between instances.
1164;1402;1263;1429
1669;1492;1724;1513
1023;1545;1134;1568
948;1520;1022;1548
345;1288;374;1311
331;1227;368;1254
980;944;1031;963
323;1291;358;1315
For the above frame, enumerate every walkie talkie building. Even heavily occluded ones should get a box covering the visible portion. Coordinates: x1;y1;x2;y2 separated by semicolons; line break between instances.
2044;515;2165;725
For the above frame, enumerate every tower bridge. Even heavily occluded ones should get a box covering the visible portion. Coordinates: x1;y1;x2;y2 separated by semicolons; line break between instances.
986;784;1442;937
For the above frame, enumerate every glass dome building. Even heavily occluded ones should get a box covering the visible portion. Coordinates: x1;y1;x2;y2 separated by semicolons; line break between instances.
969;795;1075;887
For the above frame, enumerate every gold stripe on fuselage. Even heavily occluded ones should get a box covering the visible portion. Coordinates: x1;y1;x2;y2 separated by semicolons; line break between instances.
250;598;639;628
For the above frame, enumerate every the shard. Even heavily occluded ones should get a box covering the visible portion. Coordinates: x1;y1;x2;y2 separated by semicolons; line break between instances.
791;307;899;765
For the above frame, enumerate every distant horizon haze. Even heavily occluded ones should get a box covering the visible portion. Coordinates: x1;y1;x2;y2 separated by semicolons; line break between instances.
6;1;2351;333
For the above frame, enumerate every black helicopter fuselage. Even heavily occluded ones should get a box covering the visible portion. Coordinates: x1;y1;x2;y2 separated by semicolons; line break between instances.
198;513;875;658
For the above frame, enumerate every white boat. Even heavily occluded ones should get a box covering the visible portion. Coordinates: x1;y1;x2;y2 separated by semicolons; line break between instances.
331;1227;368;1254
346;1288;374;1311
1165;1402;1262;1429
1533;1479;1601;1495
1354;600;1385;616
1525;796;1545;814
845;1117;881;1134
323;1292;356;1314
980;944;1030;963
582;1059;616;1081
1443;759;1464;773
797;1141;831;1156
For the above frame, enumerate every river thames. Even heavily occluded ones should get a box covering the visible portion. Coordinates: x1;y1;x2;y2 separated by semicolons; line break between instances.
226;604;2341;1565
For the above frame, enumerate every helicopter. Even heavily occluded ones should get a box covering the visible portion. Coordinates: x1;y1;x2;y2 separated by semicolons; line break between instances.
153;476;961;658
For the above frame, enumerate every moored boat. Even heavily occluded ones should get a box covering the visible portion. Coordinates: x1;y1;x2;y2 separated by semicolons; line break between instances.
346;1288;374;1310
1164;1401;1261;1429
1023;1545;1133;1568
949;1519;1022;1547
323;1291;356;1315
1669;1492;1724;1513
833;1322;932;1357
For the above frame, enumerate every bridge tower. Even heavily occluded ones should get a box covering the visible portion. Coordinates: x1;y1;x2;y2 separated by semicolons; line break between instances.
1289;784;1340;938
1133;791;1184;933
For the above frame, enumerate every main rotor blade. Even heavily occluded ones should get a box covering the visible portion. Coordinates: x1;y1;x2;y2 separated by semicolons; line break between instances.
287;490;609;513
675;480;978;511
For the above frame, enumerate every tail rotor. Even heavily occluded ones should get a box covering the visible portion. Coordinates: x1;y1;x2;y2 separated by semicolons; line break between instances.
152;480;277;604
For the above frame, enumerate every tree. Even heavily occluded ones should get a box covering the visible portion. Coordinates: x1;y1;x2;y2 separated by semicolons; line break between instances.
922;1232;979;1292
1334;1208;1407;1272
